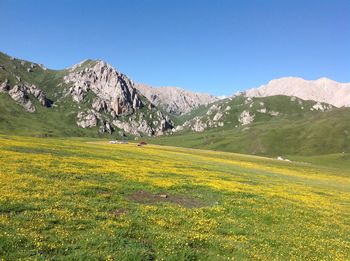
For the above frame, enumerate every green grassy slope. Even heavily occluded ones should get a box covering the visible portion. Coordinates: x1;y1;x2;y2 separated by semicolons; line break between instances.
178;95;334;126
0;136;349;260
0;52;98;137
149;107;350;156
0;93;103;137
289;153;350;172
0;52;67;95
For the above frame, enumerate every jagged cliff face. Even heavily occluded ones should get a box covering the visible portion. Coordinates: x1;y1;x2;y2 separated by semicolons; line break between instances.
62;61;175;136
64;61;142;116
245;77;350;108
0;80;52;112
135;83;218;115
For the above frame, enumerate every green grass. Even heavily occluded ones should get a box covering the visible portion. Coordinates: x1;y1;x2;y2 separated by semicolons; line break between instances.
149;107;350;157
0;136;349;260
289;152;350;171
0;93;103;137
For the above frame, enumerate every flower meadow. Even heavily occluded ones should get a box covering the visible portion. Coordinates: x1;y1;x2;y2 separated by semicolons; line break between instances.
0;135;349;260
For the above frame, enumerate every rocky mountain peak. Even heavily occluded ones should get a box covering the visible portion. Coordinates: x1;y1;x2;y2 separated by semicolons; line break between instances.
64;60;142;116
60;59;175;136
315;77;339;85
245;77;350;107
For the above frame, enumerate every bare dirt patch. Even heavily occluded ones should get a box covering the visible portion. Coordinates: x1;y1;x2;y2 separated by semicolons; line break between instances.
112;208;128;218
128;190;207;208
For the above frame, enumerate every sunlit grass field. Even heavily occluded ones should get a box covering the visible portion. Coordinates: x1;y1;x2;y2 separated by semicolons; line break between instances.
0;136;349;260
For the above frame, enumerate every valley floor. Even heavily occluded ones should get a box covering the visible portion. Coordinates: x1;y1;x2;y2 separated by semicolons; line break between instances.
0;135;349;260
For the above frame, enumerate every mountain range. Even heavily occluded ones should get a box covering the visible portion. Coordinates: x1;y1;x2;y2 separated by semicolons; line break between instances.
0;51;349;156
245;77;350;107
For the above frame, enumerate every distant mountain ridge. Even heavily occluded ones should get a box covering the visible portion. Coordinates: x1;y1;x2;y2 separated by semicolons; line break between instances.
135;83;218;115
245;77;350;107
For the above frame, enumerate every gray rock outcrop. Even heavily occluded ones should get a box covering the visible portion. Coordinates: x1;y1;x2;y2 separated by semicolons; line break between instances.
64;61;143;116
311;102;333;112
191;117;207;132
92;97;108;112
207;104;220;115
0;79;10;92
76;110;114;134
112;111;173;137
136;83;218;115
27;84;52;107
76;110;98;128
239;110;255;125
4;82;51;112
8;85;36;112
213;111;223;121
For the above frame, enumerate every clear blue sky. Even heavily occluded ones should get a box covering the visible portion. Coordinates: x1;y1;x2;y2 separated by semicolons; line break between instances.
1;0;349;95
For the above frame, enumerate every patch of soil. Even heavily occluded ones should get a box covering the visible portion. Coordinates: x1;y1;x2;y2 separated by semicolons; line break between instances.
128;190;207;208
97;190;112;196
112;208;128;218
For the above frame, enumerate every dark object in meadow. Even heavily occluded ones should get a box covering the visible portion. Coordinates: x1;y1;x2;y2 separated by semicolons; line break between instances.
137;141;147;146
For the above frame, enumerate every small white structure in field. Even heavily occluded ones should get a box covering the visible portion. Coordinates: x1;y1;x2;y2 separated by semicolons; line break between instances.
110;140;128;144
277;156;291;162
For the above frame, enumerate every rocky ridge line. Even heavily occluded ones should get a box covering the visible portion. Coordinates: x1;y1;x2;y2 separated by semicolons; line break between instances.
135;83;218;115
245;77;350;107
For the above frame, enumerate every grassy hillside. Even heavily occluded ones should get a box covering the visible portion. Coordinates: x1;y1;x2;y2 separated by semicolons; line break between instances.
0;93;103;137
176;95;331;125
0;136;349;260
150;106;350;157
151;95;350;157
0;52;67;95
0;52;103;137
